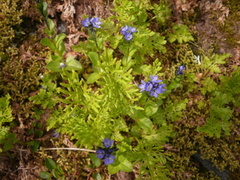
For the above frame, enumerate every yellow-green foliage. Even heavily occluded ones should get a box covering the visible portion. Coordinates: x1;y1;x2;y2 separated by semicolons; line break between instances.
0;94;13;152
0;0;22;51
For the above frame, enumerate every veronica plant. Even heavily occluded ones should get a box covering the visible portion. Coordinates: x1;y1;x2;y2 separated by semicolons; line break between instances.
139;75;166;97
96;138;117;165
176;65;186;75
82;17;102;30
82;17;102;49
31;0;198;178
120;25;137;41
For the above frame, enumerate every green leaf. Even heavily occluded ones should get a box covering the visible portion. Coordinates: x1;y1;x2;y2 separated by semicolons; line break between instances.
52;169;61;178
167;79;181;90
53;33;66;49
137;117;153;132
200;77;218;95
40;38;55;50
45;158;57;170
88;52;99;67
87;73;101;84
128;109;145;120
45;18;56;35
0;133;18;151
213;53;230;64
35;129;43;138
144;101;158;117
28;140;40;152
118;156;133;172
153;2;171;24
89;154;101;167
156;99;163;106
108;164;120;174
50;54;62;62
39;171;51;179
92;172;101;180
168;25;194;43
46;60;62;72
108;156;133;174
168;35;176;43
65;56;83;71
37;1;48;18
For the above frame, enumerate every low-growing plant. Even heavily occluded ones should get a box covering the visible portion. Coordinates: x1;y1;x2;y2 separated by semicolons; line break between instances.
0;95;17;152
39;158;65;180
30;0;239;179
198;66;240;137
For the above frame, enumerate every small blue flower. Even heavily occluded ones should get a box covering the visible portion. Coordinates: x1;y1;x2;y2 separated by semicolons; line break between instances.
90;18;102;28
96;138;117;165
150;75;162;84
121;25;137;34
138;80;148;92
138;76;166;97
103;138;114;148
52;129;60;138
82;17;102;29
176;65;186;75
59;62;67;69
82;18;91;27
121;25;137;41
96;149;106;159
104;154;116;165
124;33;133;41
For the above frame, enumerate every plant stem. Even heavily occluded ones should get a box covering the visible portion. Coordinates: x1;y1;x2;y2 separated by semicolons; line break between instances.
42;147;96;152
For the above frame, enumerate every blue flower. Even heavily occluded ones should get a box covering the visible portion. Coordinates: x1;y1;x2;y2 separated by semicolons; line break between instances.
59;62;67;69
52;129;60;138
123;33;133;41
104;154;116;165
96;149;106;159
103;138;114;148
150;75;162;83
176;65;186;75
96;138;117;165
139;76;166;97
121;25;137;34
149;83;166;97
121;25;137;41
139;81;153;92
82;17;102;29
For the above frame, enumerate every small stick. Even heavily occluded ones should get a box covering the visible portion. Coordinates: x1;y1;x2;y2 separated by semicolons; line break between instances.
42;147;96;153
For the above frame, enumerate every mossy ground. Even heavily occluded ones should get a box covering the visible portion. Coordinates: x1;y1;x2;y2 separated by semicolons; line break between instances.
0;0;239;179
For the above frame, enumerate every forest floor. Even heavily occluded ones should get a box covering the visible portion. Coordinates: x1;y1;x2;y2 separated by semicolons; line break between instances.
0;0;240;179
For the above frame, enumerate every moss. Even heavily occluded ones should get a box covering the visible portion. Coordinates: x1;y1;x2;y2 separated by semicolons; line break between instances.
0;0;22;51
217;0;240;48
169;97;240;179
37;138;91;179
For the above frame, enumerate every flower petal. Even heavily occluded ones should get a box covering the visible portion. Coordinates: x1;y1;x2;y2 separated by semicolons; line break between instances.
103;138;114;148
104;154;116;165
96;149;106;159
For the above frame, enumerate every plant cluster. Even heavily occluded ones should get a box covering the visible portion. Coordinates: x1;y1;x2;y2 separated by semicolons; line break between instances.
0;0;239;179
96;138;117;165
0;95;14;152
29;0;240;179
